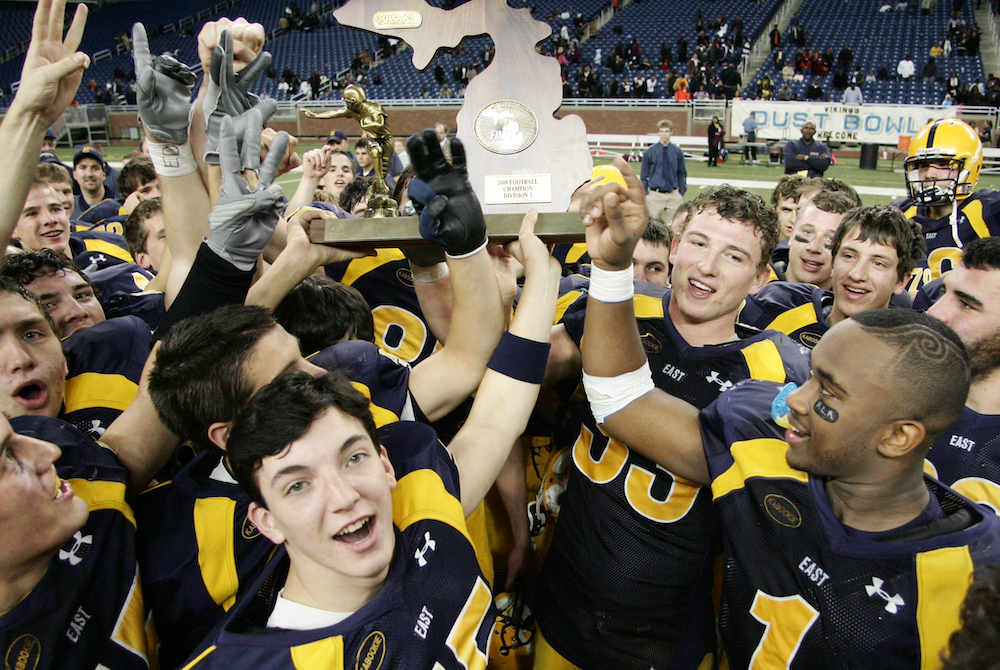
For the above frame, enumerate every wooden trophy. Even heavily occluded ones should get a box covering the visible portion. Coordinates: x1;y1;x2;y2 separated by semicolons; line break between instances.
308;0;593;247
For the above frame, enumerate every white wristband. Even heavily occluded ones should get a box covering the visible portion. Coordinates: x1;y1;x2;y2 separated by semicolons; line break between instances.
147;141;198;178
588;264;634;303
410;262;450;284
583;363;655;424
446;238;489;260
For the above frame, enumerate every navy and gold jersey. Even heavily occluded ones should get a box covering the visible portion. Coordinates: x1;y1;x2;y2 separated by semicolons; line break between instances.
87;262;155;296
70;230;135;272
534;286;811;670
326;250;440;365
926;407;1000;514
741;282;914;350
183;421;494;670
86;263;165;331
73;194;122;228
2;416;150;670
551;243;591;275
135;339;416;668
88;213;129;237
912;276;945;312
134;450;276;670
702;381;1000;670
740;282;833;350
62;316;151;441
894;189;1000;297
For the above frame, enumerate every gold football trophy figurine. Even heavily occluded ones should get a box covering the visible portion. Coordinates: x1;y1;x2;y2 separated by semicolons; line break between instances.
305;85;398;217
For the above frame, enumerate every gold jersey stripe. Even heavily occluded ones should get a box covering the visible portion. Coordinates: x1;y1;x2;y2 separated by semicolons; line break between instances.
711;438;807;499
916;545;974;670
69;478;135;527
63;372;139;413
194;498;239;610
340;248;406;285
83;238;135;263
393;469;471;544
765;303;818;339
741;339;788;383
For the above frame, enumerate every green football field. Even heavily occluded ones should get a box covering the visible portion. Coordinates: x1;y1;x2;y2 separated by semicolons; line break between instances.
61;143;1000;207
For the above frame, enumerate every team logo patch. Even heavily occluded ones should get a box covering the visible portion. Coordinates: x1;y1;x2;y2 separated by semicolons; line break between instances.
799;332;822;349
396;268;415;288
641;332;662;353
764;494;802;528
355;631;385;670
241;514;261;540
5;634;41;670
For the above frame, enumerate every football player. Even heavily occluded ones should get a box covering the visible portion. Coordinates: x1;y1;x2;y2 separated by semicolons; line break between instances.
631;217;672;287
895;118;1000;297
182;213;559;667
925;237;1000;512
741;205;925;349
0;3;178;659
533;182;811;670
577;161;1000;668
776;190;858;287
136;126;507;665
12;179;135;271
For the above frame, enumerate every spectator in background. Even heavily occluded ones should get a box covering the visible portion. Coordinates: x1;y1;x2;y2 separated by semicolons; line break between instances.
967;23;981;55
784;121;831;177
923;57;939;79
948;71;962;97
930;42;944;57
778;81;796;100
897;55;916;80
742;111;759;162
837;42;853;68
707;115;725;167
842;83;864;104
805;77;824;100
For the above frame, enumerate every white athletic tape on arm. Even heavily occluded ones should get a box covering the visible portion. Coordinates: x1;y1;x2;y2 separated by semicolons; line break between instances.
582;363;655;424
588;264;634;303
147;141;198;178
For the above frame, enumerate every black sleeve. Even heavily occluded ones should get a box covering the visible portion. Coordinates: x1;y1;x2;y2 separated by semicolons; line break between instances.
152;243;255;342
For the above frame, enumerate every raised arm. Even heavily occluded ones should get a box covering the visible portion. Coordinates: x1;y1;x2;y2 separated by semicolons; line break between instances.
285;147;331;214
403;130;505;422
131;22;209;306
0;0;88;251
101;342;179;494
579;157;709;485
447;211;561;516
245;207;370;309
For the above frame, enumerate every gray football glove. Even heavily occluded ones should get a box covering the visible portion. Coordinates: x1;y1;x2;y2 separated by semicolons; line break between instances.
206;114;288;271
132;22;196;144
203;29;276;165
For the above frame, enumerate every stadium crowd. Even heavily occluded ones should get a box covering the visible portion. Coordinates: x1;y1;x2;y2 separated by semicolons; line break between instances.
4;1;1000;669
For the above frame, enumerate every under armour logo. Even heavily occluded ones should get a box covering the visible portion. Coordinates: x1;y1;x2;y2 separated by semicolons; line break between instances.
414;531;436;567
59;531;93;566
77;419;105;439
705;371;734;392
866;577;905;613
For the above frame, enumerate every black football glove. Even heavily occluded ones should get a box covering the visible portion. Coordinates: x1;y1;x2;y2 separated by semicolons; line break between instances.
406;129;487;257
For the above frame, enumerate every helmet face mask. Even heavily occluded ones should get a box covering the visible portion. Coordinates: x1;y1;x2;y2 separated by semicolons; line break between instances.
905;119;983;206
904;154;972;205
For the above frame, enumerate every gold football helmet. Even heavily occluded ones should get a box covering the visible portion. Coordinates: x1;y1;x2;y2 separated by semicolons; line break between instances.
905;118;983;205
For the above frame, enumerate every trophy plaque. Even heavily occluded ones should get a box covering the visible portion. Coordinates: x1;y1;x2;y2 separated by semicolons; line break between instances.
307;0;593;247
